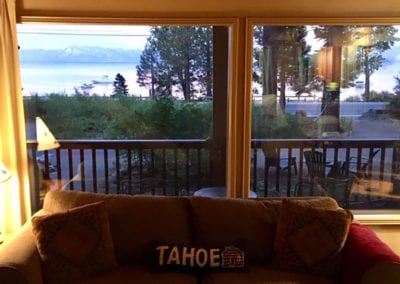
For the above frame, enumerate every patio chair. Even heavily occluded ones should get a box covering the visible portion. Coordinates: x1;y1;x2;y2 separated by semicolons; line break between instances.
61;161;102;192
342;149;380;179
294;175;354;208
294;150;342;196
303;150;338;180
313;176;355;209
262;144;297;175
62;162;86;191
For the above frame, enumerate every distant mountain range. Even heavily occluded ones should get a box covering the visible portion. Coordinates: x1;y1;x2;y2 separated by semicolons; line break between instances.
19;46;142;64
18;44;400;66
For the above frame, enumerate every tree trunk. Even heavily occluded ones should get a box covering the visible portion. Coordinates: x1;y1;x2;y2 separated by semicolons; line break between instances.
151;65;155;98
279;68;286;109
364;47;371;101
206;39;213;98
319;26;343;135
262;26;278;117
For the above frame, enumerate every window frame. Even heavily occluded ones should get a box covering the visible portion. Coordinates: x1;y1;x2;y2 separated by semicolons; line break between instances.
17;16;251;198
247;18;400;224
18;16;400;223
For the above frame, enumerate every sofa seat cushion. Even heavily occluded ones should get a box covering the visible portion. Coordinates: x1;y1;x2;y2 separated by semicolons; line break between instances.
74;264;198;284
190;197;276;263
201;264;336;284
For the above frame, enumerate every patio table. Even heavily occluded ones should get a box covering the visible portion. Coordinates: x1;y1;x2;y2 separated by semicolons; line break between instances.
194;186;257;198
351;179;400;199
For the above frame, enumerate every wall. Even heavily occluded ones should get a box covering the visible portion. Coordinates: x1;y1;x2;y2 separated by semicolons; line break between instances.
369;225;400;255
15;0;400;254
15;0;400;19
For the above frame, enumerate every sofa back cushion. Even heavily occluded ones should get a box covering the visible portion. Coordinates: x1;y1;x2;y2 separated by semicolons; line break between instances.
43;191;192;265
107;195;192;265
190;196;277;264
258;196;339;216
43;190;110;213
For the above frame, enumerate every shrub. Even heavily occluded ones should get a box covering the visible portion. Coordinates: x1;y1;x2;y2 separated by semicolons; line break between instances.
386;94;400;119
24;95;212;139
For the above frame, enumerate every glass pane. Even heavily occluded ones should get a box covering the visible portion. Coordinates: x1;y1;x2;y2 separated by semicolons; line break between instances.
251;25;400;210
19;24;229;210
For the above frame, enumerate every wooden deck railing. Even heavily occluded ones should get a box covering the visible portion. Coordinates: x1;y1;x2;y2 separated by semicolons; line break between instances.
28;139;212;196
251;138;400;197
28;138;400;198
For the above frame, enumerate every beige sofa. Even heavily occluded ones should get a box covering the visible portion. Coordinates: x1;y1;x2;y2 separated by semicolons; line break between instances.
0;190;399;284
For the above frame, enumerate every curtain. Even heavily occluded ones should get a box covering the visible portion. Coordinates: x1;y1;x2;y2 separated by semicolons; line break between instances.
0;0;31;234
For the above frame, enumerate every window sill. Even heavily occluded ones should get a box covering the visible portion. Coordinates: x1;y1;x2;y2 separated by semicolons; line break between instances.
353;212;400;225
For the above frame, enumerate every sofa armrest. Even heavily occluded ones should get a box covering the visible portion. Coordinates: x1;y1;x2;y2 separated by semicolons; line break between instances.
0;221;43;284
362;262;400;284
341;222;400;284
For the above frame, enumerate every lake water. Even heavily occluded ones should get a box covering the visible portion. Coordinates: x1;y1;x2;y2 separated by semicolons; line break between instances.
20;60;399;98
20;62;149;97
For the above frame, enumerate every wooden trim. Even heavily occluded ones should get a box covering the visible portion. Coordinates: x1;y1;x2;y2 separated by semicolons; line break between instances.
21;16;400;26
15;0;400;19
226;17;253;198
211;27;229;186
18;16;237;26
248;17;400;25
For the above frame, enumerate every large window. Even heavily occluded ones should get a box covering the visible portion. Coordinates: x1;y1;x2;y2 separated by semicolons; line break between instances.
250;24;400;210
18;23;230;210
18;21;400;213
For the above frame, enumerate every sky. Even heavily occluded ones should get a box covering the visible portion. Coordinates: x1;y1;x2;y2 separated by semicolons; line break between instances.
17;23;400;96
18;23;400;52
17;24;150;50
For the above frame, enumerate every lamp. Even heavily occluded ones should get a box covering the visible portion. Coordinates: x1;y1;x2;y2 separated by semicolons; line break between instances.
35;117;60;151
26;117;59;212
0;162;11;244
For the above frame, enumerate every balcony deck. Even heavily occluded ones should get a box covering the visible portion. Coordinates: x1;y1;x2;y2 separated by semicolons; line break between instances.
28;138;400;210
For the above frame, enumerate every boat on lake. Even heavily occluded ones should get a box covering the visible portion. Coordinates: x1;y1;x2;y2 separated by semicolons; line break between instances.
91;75;113;85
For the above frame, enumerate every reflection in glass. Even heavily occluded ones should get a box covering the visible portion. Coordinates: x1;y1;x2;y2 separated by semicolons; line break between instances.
252;25;400;138
19;24;230;205
251;25;400;210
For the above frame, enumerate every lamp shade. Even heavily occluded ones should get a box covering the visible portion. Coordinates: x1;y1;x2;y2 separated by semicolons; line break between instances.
0;162;11;183
35;117;60;151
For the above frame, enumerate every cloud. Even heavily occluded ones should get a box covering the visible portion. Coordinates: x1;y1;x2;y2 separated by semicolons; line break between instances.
17;24;150;50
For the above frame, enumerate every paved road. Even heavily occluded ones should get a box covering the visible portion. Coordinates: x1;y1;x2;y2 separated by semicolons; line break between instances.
351;118;400;138
285;102;387;117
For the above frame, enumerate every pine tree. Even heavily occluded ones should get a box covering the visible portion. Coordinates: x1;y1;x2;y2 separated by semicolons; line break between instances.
136;42;159;98
113;73;129;96
357;26;398;101
314;25;398;101
394;75;400;95
253;26;310;111
136;26;213;101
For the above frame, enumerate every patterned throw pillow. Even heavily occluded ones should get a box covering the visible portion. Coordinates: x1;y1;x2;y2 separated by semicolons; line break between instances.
272;199;353;277
154;243;248;273
31;201;117;284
